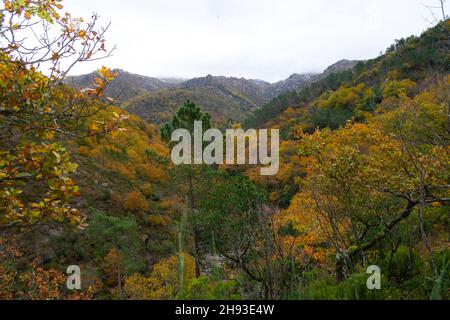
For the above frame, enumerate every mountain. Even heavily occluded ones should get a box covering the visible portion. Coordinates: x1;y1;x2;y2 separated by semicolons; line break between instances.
321;59;360;76
123;86;261;124
5;2;449;301
246;21;449;132
269;73;317;97
65;69;177;101
244;60;362;128
183;74;272;107
66;59;360;124
158;77;188;84
121;73;310;124
268;60;360;98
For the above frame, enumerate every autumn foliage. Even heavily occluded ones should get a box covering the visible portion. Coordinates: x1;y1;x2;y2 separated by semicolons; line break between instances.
0;0;449;301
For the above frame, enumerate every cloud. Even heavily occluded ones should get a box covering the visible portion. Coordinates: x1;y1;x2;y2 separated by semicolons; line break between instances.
63;0;446;82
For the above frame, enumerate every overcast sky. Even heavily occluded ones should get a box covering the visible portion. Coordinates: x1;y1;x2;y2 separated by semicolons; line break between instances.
64;0;448;82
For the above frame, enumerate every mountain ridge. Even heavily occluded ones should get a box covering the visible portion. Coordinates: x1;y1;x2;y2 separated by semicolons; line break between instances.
66;59;360;124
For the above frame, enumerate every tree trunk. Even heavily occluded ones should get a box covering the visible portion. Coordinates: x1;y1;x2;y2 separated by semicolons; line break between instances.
335;255;345;283
418;176;438;277
188;171;201;278
115;245;124;299
440;0;446;20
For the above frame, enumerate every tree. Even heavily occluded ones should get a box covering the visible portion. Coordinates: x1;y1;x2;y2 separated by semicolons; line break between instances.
0;236;97;300
85;209;144;299
197;173;267;257
377;79;450;277
0;0;118;228
124;254;196;300
147;254;196;299
123;191;150;215
289;79;449;281
423;0;447;23
161;100;212;277
196;171;306;299
177;197;188;298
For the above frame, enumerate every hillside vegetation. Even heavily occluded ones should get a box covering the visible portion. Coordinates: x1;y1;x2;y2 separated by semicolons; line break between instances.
0;0;448;301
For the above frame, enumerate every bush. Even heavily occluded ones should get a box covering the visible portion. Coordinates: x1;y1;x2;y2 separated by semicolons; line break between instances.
299;271;392;300
185;276;241;300
388;245;422;283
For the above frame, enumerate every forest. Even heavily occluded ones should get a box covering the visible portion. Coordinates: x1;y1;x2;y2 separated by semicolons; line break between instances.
0;0;449;300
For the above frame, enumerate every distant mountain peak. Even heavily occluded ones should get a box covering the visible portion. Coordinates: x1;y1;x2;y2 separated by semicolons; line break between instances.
323;59;360;75
269;72;318;97
65;69;177;101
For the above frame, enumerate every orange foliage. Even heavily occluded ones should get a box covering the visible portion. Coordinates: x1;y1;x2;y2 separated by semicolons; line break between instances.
124;254;196;300
123;191;150;213
138;163;169;184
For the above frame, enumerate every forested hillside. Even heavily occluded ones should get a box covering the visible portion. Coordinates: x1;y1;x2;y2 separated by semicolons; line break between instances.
248;24;449;131
241;19;450;299
0;0;448;301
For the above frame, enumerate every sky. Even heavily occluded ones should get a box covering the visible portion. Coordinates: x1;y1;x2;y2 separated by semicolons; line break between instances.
63;0;449;82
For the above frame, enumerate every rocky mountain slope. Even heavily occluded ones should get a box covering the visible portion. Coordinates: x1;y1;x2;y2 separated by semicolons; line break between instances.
65;70;177;101
67;60;359;124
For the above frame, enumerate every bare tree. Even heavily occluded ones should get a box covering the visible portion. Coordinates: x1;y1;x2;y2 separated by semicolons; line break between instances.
422;0;447;25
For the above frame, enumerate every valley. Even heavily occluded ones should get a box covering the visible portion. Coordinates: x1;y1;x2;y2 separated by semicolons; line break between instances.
0;0;448;302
